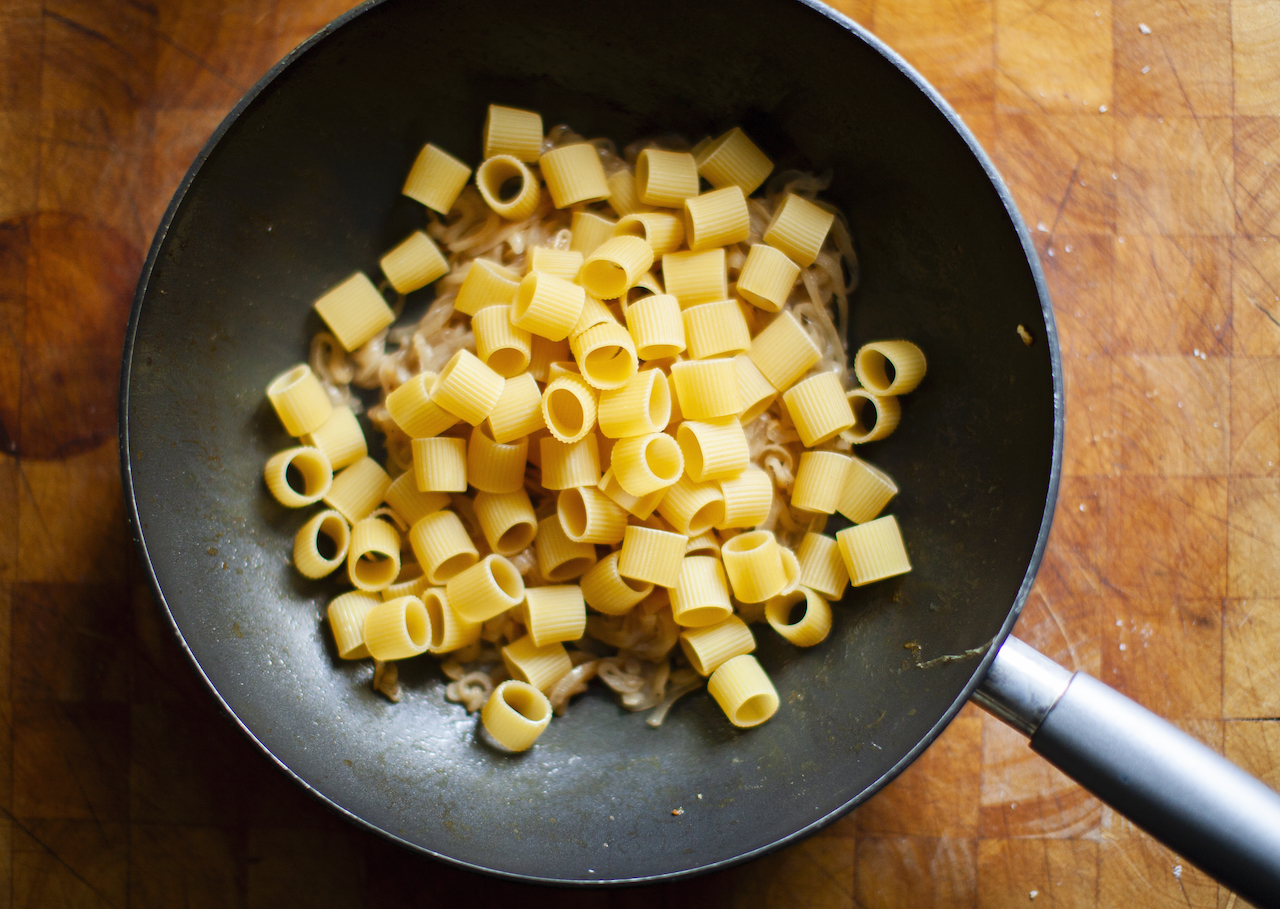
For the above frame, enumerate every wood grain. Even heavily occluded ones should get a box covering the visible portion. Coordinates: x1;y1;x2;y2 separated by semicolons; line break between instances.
0;0;1275;905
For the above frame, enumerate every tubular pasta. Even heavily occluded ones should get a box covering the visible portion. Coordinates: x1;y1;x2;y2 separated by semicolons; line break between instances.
476;155;541;221
617;525;687;588
535;515;598;581
679;615;755;676
766;587;831;646
324;456;392;522
294;509;350;579
763;193;835;268
363;595;431;660
580;552;653;615
473;489;537;555
467;425;527;494
527;246;585;281
446;554;526;623
487;372;545;442
749;310;821;392
347;517;402;591
837;515;912;586
409;510;480;584
847;389;903;444
523;585;587;647
264;446;332;507
718;466;773;529
430;349;505;426
707;654;778;727
791;450;853;514
542;373;598;443
695;127;773;195
455;259;521;316
782;372;856;447
656;474;726;536
580;236;655;301
610;432;683;496
615;212;685;257
502;635;572;693
482;104;543;162
570;321;638;390
472;305;532;377
539;143;610;208
570;210;618;256
411;436;468;493
669;358;741;420
682;299;751;359
327;591;380;659
683;186;749;251
267;364;333;436
732;354;777;422
670;556;733;628
635;148;699;207
597;467;667;520
795;532;849;600
736;243;800;313
540;433;601;490
606;170;654;218
677;420;749;483
839;456;898;524
301;405;366;470
720;530;787;603
557;485;628;544
662;248;727;308
421;587;483;654
313;272;395;352
482;680;553;751
597;369;671;438
854;340;927;396
386;372;458;439
512;271;587;341
403;143;472;214
624;293;686;360
381;231;449;294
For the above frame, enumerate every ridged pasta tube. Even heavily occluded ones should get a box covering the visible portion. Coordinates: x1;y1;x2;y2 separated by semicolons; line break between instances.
540;434;601;489
721;530;787;603
386;372;458;439
847;389;902;443
854;341;927;395
791;450;853;514
482;681;553;752
683;299;751;359
473;489;537;555
695;127;773;195
683;185;749;251
782;373;856;447
430;349;505;426
570;210;618;257
839;456;898;524
267;364;332;437
535;515;597;582
679;615;755;676
446;553;526;623
362;595;431;660
301;405;366;470
523;585;587;647
837;515;912;586
473;305;532;378
597;467;667;520
733;354;778;423
382;563;430;601
606;170;654;218
580;236;655;301
570;321;638;391
635;149;699;207
482;104;543;162
541;372;598;443
512;271;587;341
615;212;685;257
403;143;471;214
670;556;734;628
323;456;391;522
409;510;479;584
749;311;821;392
528;246;585;281
597;369;671;438
327;591;380;659
718;466;773;529
421;587;482;654
502;636;572;693
610;433;683;497
487;372;545;443
763;193;835;268
779;545;801;596
556;485;628;544
540;143;610;208
264;446;333;507
677;420;749;483
657;474;726;536
736;244;800;313
455;259;521;316
617;525;687;588
662;248;727;308
347;517;401;592
707;654;778;727
384;472;449;526
795;532;850;600
624;293;686;360
579;552;653;615
669;358;741;420
380;231;448;294
313;272;395;351
467;425;527;494
571;295;615;338
476;155;541;221
411;436;468;493
294;509;350;579
766;587;832;647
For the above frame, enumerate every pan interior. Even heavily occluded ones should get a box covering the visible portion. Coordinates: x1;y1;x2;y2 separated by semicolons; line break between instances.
123;0;1058;885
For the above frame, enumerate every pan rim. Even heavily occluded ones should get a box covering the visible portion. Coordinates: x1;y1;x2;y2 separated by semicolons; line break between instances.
118;0;1065;887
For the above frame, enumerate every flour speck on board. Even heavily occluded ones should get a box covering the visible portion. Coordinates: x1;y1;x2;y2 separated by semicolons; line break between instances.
1139;22;1152;33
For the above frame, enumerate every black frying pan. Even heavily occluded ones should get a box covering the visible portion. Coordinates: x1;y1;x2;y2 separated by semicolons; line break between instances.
119;0;1280;901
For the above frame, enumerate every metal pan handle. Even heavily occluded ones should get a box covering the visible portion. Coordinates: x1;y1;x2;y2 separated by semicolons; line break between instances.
975;637;1280;908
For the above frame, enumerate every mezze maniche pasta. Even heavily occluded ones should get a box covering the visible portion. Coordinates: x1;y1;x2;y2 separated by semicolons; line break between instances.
262;104;926;752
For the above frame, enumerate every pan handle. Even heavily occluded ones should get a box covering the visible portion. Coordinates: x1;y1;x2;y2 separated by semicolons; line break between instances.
974;636;1280;907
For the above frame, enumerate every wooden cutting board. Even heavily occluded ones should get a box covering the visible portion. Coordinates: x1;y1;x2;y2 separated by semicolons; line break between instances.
1;0;1275;905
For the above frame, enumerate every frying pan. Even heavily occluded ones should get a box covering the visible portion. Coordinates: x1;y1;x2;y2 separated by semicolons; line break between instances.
119;0;1280;900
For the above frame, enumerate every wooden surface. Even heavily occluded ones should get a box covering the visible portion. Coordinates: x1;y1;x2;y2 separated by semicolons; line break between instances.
1;0;1277;905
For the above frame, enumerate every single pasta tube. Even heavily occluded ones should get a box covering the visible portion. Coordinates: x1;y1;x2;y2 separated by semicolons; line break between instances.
421;587;482;654
736;243;800;313
685;530;721;557
677;420;749;483
409;510;479;584
763;192;835;268
854;340;928;395
528;246;585;281
294;509;350;579
695;126;773;195
467;424;527;494
579;551;653;615
455;259;521;316
839;456;898;524
749;310;821;392
782;372;856;447
446;553;526;623
614;211;685;257
264;446;333;507
347;517;401;592
580;235;655;300
523;585;587;647
624;293;686;360
482;680;553;752
791;450;853;514
682;299;751;359
487;372;545;443
411;436;467;493
403;143;471;214
313;272;395;352
617;525;687;588
540;433;601;489
718;466;773;528
502;635;572;693
679;615;755;676
721;530;787;603
540;143;610;208
707;654;778;727
301;405;366;470
606;169;654;218
847;389;902;443
472;305;532;378
794;533;848;605
570;321;638;390
430;349;505;426
327;591;380;659
482;104;543;162
473;489;537;555
657;474;726;536
385;372;458;439
635;148;699;207
570;295;622;340
541;372;598;443
363;595;431;660
384;472;449;527
779;545;801;595
323;456;391;522
570;210;618;256
837;515;912;586
670;556;734;628
597;467;667;520
683;185;749;250
267;364;333;437
557;485;628;544
475;154;541;221
669;358;742;420
610;432;683;497
512;271;587;341
535;515;597;582
662;248;727;308
733;354;778;422
380;230;448;294
597;369;671;438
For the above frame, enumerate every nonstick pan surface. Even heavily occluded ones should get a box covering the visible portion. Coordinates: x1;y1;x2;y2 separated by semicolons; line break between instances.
121;0;1061;884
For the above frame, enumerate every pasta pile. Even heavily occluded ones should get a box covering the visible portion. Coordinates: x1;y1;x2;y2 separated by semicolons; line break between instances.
263;105;926;751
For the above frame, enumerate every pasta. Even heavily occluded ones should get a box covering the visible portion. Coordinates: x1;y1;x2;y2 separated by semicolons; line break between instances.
266;108;925;745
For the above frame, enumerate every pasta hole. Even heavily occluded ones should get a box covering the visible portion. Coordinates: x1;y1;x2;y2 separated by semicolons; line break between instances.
647;374;672;428
503;683;550;723
643;436;682;483
316;528;339;561
734;693;777;726
497;174;525;202
582;260;627;299
423;593;446;650
489;556;524;600
285;462;306;494
547;556;594;582
488;347;528;378
548;388;585;437
268;364;310;395
584;346;633;386
558;489;589;540
355;551;398;588
404;600;430;649
681;605;730;627
433;552;477;584
687;500;724;536
766;591;807;628
497;521;535;553
849;394;879;434
724;531;769;555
